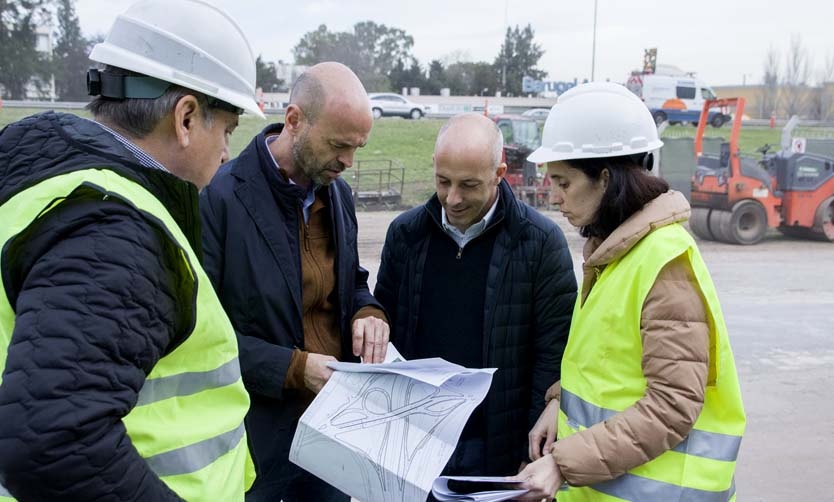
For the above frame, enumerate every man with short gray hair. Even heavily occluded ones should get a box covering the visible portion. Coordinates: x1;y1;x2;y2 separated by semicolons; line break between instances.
0;0;262;500
375;113;577;479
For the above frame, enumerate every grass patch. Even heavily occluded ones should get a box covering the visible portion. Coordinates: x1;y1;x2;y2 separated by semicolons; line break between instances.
660;123;783;157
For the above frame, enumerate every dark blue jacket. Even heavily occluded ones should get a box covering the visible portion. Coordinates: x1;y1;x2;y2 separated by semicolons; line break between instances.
0;112;195;500
199;123;382;482
374;180;577;475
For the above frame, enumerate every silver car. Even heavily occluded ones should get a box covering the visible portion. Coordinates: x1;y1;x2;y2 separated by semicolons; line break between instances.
368;93;430;119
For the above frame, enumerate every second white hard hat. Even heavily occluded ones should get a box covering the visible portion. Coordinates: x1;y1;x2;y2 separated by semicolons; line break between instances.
89;0;265;118
527;82;662;164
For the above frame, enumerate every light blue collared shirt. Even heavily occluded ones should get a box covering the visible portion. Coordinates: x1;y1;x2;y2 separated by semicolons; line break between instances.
92;120;169;173
265;136;318;223
441;191;500;249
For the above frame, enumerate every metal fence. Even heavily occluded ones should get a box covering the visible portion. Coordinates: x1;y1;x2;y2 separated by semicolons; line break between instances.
347;159;406;209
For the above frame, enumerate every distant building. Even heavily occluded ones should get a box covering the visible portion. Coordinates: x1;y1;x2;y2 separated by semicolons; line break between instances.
27;23;56;100
275;60;309;91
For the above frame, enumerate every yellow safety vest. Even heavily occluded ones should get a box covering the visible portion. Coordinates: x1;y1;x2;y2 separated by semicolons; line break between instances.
557;223;745;501
0;168;255;501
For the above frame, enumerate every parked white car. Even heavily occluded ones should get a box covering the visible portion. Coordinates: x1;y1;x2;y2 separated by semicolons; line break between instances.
368;93;430;119
521;108;551;120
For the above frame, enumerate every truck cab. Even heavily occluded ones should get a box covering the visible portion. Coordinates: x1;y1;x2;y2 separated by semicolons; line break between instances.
626;73;729;127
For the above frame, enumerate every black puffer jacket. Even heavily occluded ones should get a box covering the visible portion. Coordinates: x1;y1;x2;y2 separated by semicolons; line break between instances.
374;180;577;475
0;112;199;501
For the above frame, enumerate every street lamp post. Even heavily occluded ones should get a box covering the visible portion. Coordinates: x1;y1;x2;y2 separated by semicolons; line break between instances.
591;0;598;81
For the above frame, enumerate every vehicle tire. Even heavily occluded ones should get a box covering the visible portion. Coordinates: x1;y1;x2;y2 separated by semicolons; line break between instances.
708;209;735;244
653;111;667;126
728;200;768;245
689;207;715;241
409;108;423;120
710;114;725;128
816;196;834;242
372;108;383;119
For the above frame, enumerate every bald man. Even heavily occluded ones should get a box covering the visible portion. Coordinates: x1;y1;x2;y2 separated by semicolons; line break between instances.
200;62;388;501
375;114;577;482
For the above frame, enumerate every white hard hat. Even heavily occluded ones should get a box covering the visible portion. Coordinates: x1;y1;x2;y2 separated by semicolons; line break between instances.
527;82;662;164
89;0;265;118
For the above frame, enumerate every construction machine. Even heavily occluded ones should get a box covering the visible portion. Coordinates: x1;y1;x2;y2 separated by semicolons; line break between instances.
492;114;550;206
689;97;834;244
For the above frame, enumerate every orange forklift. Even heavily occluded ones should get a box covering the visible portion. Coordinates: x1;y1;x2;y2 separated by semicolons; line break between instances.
689;97;834;244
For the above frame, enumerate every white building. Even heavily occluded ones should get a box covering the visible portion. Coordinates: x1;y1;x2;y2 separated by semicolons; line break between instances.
25;23;56;100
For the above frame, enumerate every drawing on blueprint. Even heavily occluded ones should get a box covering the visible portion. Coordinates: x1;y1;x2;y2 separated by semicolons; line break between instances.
290;358;495;502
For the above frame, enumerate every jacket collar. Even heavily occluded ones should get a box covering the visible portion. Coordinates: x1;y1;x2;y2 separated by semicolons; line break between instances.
20;112;203;253
584;190;691;267
227;123;305;315
424;179;523;235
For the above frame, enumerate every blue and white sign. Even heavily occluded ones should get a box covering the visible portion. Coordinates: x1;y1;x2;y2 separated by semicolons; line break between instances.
522;77;589;95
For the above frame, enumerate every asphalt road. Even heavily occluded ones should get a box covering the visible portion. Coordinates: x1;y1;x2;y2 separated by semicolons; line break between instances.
355;210;834;501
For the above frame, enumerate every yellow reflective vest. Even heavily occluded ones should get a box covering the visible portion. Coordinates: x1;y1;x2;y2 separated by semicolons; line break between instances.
0;169;255;501
557;223;745;501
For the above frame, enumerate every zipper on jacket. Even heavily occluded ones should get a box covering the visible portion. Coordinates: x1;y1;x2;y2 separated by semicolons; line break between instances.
456;247;463;260
593;266;601;280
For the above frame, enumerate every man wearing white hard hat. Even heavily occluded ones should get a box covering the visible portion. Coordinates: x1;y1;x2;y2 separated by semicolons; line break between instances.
511;82;745;501
0;1;263;500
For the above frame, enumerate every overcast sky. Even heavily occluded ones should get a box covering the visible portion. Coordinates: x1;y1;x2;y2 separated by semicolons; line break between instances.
75;0;833;88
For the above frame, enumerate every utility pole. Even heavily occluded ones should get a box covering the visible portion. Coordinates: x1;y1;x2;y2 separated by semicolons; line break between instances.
501;0;508;93
591;0;598;81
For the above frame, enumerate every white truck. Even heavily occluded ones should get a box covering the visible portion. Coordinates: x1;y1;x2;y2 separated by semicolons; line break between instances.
626;72;730;127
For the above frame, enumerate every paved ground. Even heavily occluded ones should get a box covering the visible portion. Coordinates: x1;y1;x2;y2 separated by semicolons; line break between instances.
355;209;834;501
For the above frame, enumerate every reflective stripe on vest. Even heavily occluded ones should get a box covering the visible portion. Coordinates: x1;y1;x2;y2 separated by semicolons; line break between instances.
136;358;243;406
561;389;742;463
591;473;735;502
0;169;254;500
557;223;745;501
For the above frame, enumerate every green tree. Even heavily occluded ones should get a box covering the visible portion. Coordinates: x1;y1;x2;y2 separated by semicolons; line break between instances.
425;59;446;94
0;0;49;99
494;24;547;96
293;21;415;92
255;55;284;92
390;58;426;93
445;61;499;96
53;0;89;101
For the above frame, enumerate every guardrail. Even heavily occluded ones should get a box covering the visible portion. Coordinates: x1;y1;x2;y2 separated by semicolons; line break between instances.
1;100;88;110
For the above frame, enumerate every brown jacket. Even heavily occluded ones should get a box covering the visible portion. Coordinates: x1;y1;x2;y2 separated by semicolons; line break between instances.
284;188;385;393
548;191;710;486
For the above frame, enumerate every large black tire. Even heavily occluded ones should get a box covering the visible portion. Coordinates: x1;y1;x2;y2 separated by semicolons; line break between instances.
710;114;726;128
653;111;667;126
727;200;768;245
372;108;383;119
708;209;735;244
689;207;715;241
409;108;423;120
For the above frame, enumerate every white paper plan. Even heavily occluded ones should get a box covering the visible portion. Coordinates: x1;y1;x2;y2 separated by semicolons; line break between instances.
289;347;496;502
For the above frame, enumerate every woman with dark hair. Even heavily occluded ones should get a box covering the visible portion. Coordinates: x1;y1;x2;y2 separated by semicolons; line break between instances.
511;82;745;501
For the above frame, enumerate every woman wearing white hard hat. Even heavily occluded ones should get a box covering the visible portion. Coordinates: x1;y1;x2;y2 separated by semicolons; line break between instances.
511;82;745;501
